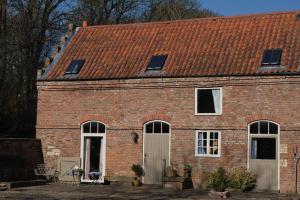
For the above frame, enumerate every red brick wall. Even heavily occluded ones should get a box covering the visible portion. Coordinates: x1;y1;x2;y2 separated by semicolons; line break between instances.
36;75;300;193
0;139;44;181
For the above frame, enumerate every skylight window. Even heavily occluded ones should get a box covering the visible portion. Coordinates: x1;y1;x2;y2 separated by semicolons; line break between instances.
147;55;168;70
65;59;85;74
261;49;282;66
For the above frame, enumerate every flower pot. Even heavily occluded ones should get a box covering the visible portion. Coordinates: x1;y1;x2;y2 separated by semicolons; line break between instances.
132;178;142;187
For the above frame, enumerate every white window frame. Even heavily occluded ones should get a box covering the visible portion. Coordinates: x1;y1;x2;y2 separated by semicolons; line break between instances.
195;130;221;158
195;87;222;115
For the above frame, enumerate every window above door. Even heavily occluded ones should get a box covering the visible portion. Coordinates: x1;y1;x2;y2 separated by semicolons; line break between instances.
249;121;278;135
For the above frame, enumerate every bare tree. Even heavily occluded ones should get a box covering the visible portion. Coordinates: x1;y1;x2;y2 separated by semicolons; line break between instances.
72;0;140;25
142;0;218;21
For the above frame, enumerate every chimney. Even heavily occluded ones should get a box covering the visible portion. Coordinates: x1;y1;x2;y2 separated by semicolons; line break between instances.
83;21;88;28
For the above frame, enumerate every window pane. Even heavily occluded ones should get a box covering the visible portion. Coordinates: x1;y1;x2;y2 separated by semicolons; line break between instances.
198;147;207;154
214;132;219;139
83;123;90;133
260;121;268;134
91;122;98;133
147;55;168;70
269;123;278;134
154;122;161;133
250;122;259;134
162;123;170;134
145;123;153;134
98;123;105;133
197;89;216;113
200;132;207;140
251;138;276;159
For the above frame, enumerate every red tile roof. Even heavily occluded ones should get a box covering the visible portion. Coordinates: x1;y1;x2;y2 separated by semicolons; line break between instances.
44;11;300;80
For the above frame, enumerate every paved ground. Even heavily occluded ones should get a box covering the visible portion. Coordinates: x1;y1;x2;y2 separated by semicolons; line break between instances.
0;182;297;200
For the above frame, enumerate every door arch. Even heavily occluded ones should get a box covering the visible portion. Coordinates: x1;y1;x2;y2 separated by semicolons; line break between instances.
248;120;280;191
143;120;171;184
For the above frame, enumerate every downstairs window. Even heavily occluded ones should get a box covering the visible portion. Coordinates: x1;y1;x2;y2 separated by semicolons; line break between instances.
196;131;221;157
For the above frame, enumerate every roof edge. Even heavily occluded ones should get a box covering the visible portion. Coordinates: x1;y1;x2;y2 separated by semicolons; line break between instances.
81;10;300;29
38;72;300;83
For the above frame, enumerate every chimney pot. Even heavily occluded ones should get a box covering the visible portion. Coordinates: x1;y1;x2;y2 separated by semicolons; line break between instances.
83;21;88;28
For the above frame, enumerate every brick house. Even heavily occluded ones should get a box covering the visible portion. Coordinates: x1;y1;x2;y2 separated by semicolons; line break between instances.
37;11;300;192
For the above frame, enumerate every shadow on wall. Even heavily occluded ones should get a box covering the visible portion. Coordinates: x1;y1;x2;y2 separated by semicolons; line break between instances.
0;139;44;181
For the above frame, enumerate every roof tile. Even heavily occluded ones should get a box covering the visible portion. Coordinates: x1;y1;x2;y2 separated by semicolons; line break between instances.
45;11;300;80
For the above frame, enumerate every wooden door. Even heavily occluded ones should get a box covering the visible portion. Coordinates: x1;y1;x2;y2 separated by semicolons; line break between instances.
249;136;278;191
144;134;169;184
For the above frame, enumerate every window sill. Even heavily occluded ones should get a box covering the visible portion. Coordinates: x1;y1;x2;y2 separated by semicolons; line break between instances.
195;154;220;158
194;113;222;116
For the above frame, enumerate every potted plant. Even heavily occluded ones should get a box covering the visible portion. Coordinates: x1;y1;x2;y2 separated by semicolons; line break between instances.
183;163;192;178
227;167;256;192
207;167;230;198
131;164;144;187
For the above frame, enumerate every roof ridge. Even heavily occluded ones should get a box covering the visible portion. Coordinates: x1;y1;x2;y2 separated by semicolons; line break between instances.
81;10;300;29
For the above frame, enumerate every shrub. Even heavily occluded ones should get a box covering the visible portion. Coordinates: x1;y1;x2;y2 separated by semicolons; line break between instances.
207;167;228;192
228;167;256;191
131;164;145;177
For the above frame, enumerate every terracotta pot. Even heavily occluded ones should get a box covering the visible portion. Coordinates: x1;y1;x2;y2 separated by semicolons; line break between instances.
132;178;142;187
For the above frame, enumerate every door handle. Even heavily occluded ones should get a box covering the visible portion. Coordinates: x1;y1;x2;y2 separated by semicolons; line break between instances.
144;154;147;163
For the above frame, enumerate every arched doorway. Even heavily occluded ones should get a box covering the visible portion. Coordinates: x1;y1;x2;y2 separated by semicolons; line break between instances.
143;120;171;184
248;120;280;191
81;121;106;183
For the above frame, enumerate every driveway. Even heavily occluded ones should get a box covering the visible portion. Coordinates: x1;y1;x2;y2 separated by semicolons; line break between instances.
0;182;295;200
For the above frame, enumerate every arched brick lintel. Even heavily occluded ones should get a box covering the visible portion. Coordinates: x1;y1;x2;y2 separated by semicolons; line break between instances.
245;114;281;125
79;114;111;126
141;113;172;124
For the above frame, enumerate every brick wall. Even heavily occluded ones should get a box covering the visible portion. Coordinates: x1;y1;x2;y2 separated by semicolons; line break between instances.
0;139;44;181
36;75;300;193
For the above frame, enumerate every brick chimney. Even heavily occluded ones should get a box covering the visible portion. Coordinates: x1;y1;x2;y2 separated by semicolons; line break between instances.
83;21;88;28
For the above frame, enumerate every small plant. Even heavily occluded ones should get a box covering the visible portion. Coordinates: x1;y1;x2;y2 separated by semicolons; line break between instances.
228;167;256;191
183;163;192;170
207;167;228;192
131;164;145;178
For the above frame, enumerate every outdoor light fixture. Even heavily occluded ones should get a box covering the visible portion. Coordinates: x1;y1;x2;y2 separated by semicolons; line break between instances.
131;132;138;143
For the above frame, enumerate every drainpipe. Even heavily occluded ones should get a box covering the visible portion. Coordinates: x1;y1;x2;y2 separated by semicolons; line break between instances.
293;148;300;193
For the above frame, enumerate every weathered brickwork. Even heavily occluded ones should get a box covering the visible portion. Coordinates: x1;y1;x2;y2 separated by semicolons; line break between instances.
37;75;300;193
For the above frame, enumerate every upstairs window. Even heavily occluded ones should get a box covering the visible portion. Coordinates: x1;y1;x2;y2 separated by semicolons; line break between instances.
147;55;168;70
261;49;282;66
65;59;85;74
195;88;222;115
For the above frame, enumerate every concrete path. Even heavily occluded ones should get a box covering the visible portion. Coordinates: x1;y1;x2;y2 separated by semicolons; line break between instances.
0;182;297;200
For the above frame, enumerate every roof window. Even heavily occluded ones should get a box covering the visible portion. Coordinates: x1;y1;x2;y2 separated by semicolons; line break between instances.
147;55;168;70
65;59;85;74
261;49;282;66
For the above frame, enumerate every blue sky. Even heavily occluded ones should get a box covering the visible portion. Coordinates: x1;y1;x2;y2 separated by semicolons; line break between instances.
201;0;300;16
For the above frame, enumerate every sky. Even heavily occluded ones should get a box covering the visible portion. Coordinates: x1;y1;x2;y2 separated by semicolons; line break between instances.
201;0;300;16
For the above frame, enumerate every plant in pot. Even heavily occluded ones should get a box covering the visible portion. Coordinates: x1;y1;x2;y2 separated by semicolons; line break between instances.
131;164;145;187
183;163;192;178
228;167;256;192
207;167;230;198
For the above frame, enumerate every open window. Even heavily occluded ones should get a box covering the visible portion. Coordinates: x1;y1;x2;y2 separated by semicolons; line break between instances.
195;88;222;115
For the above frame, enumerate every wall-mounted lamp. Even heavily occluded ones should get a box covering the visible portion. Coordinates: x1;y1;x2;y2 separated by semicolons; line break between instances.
131;132;138;144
